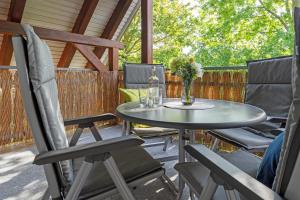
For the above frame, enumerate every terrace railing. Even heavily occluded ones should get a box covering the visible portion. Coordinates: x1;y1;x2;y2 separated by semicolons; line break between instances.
0;67;247;147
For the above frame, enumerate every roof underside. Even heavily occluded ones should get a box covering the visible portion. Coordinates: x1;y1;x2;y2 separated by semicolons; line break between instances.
0;0;139;68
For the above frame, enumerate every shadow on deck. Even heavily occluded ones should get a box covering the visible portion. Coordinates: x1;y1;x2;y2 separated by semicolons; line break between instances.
0;125;192;200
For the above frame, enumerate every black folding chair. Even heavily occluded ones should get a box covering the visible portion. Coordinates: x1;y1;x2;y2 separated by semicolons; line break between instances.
13;24;165;200
210;56;292;152
123;63;178;152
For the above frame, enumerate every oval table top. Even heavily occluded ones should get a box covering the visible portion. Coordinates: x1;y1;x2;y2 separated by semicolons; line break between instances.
116;98;267;130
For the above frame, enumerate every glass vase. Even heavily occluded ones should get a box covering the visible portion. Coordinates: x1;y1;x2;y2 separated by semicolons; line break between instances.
181;80;195;105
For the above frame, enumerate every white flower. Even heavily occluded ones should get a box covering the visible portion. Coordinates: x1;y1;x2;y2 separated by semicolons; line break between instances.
195;63;203;78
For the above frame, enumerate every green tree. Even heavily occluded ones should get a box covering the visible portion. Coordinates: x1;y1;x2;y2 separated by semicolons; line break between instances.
120;0;294;68
119;10;141;65
120;0;197;67
194;0;294;66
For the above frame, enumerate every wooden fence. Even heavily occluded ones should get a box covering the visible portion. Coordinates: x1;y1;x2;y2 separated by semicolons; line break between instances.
0;68;247;147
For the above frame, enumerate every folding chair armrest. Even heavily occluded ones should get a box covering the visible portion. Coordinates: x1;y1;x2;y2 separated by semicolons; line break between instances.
64;113;117;126
33;135;143;165
185;144;283;200
267;116;287;124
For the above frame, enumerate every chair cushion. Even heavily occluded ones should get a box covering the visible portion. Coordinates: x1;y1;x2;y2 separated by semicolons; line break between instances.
175;150;261;198
246;84;292;118
246;57;292;118
133;127;178;137
119;88;147;102
247;121;282;138
174;162;210;197
124;63;166;97
119;88;176;133
175;161;251;199
219;150;261;178
211;128;273;150
74;146;162;198
22;25;73;183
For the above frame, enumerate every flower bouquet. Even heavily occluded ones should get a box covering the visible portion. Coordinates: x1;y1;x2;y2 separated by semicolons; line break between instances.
170;57;203;105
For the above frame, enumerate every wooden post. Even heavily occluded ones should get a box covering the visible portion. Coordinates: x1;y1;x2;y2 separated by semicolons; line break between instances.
141;0;153;64
109;48;119;71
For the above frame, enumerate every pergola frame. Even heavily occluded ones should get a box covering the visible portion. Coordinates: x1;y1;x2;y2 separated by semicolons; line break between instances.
0;0;154;70
58;0;99;68
0;20;123;71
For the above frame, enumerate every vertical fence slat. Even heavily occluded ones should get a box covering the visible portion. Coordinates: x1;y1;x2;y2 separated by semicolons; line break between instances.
0;68;247;148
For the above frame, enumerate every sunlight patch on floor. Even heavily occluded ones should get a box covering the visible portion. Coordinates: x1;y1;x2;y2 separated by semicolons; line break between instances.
0;172;20;184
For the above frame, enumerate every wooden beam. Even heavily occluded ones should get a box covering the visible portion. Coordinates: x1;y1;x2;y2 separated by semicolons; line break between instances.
58;0;99;67
74;43;107;71
0;0;26;65
141;0;153;64
108;48;119;71
0;21;123;49
86;0;133;68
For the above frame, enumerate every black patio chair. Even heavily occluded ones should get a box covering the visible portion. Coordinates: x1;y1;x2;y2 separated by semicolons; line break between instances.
13;24;166;200
123;63;178;152
210;56;292;151
174;56;298;199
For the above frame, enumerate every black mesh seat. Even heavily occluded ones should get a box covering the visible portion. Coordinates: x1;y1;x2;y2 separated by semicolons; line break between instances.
210;56;292;151
74;146;162;199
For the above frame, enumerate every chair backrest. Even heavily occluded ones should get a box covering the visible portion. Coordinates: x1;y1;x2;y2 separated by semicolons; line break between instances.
273;5;300;197
123;63;167;97
12;25;72;197
245;56;292;117
279;118;300;200
274;57;300;199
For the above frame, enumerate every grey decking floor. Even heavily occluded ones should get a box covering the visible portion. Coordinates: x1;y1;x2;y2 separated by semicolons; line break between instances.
0;125;191;200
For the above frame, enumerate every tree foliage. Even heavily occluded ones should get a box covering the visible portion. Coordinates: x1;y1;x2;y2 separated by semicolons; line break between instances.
120;0;294;68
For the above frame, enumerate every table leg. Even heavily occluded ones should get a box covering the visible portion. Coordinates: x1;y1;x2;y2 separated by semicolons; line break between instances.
178;129;186;198
124;121;131;136
187;130;196;162
122;121;127;136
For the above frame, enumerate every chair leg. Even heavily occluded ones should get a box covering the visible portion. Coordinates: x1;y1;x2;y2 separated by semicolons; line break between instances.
187;130;196;162
189;130;196;144
170;136;174;143
122;120;127;136
199;175;218;200
124;121;131;136
178;129;186;199
65;161;94;200
103;156;135;200
177;191;183;200
163;136;171;151
190;190;196;200
159;175;178;199
69;127;83;146
211;137;220;152
225;189;240;200
90;123;103;141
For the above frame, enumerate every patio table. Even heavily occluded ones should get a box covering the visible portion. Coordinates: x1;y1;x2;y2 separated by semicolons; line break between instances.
116;98;267;193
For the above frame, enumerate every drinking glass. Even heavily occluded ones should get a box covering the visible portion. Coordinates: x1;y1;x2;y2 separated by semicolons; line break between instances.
153;88;161;107
138;88;148;108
